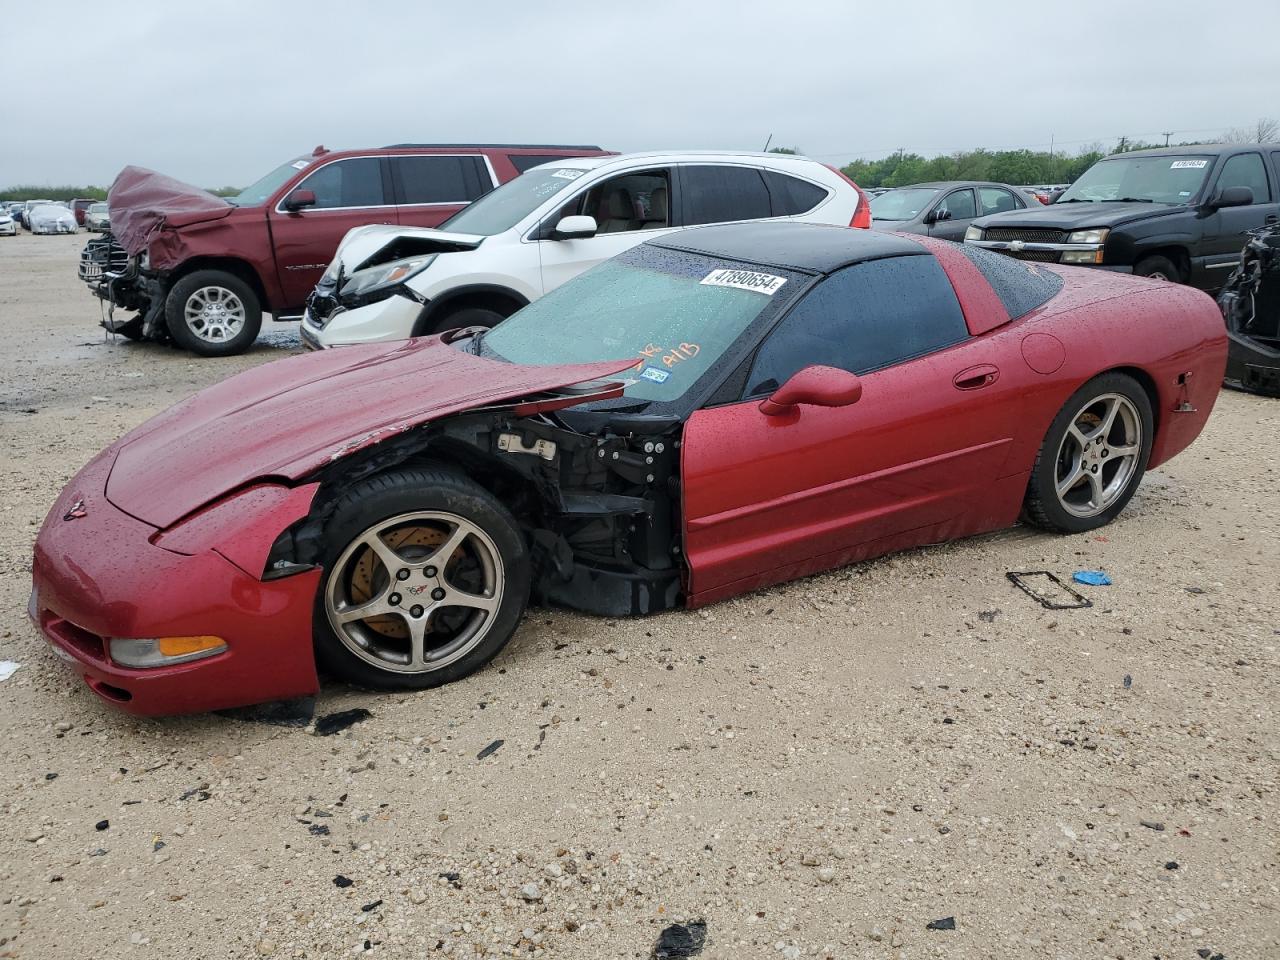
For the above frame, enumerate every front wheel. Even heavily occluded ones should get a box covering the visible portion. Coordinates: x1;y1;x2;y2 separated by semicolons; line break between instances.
1023;373;1154;533
1134;255;1181;283
314;466;531;690
164;270;262;357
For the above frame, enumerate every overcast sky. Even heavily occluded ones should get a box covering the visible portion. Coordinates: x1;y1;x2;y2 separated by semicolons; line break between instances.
3;1;1277;189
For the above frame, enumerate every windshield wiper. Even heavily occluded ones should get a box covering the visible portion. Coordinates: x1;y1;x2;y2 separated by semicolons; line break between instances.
1055;198;1090;203
1114;197;1154;203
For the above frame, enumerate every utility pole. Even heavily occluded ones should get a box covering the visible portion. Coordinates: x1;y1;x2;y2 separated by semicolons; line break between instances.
1118;136;1128;153
1048;133;1055;183
1162;131;1172;147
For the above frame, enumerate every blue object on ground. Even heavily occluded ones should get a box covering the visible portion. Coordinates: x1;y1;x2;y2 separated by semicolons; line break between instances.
1072;570;1112;586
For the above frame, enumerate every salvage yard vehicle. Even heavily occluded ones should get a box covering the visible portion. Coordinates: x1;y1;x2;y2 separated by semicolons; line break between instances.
870;181;1036;241
0;211;16;236
28;202;78;234
302;151;871;349
78;143;611;356
71;198;95;226
965;144;1280;288
84;202;109;231
1218;223;1280;396
31;221;1227;715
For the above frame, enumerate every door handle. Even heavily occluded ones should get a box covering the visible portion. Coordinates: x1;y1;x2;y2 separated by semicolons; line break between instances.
953;364;1000;390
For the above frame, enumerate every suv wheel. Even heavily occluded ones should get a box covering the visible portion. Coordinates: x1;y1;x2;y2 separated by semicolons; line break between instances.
165;270;262;357
427;305;510;336
1134;255;1180;283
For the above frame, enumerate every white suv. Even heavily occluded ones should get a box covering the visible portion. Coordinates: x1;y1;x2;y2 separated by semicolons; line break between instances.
300;151;870;348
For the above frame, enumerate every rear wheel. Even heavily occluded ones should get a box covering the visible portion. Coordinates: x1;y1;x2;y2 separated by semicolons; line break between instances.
1134;255;1180;282
1024;373;1153;533
314;467;530;690
165;270;262;357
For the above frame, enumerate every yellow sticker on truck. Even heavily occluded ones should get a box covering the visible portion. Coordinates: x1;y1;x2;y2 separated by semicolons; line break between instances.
700;269;787;295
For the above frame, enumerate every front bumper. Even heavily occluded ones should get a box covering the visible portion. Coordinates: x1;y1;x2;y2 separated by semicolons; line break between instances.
1225;330;1280;395
966;238;1125;269
302;292;423;348
30;451;321;716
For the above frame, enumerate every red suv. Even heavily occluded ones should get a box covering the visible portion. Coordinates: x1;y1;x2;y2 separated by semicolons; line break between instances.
79;144;612;356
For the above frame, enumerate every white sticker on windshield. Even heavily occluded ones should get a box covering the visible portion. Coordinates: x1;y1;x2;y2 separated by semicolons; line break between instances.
551;169;585;180
700;269;787;295
1170;159;1208;169
291;160;311;170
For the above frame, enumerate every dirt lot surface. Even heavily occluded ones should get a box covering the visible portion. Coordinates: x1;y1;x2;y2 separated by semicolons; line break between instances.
0;232;1276;960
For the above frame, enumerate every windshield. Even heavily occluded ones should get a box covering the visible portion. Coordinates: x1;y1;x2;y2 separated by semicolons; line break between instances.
1058;155;1213;204
88;203;107;213
483;247;793;403
870;188;939;221
440;166;589;236
228;156;312;207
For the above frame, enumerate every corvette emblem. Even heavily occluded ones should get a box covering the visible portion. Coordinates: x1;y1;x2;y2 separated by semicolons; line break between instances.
63;498;87;521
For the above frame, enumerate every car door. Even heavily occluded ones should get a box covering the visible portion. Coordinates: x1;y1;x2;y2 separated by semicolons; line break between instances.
535;167;677;294
390;154;495;230
680;253;1024;600
267;156;395;310
927;188;977;241
1199;151;1279;281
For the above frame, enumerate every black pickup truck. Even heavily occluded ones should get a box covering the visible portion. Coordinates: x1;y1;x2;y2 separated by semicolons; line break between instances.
965;144;1280;290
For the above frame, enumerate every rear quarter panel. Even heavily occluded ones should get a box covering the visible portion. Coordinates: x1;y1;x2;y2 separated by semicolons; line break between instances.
1016;268;1226;471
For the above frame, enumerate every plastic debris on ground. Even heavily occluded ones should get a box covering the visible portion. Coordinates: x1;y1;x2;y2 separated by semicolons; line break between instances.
0;661;20;682
926;917;956;931
477;739;504;760
652;921;707;958
1072;570;1112;586
217;696;315;728
313;708;372;736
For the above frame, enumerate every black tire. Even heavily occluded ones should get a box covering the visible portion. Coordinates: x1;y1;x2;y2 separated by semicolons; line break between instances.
1133;255;1181;283
1023;372;1154;534
313;466;531;691
164;270;262;357
426;305;508;336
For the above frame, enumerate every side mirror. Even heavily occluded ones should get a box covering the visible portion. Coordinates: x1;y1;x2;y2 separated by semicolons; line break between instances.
553;215;597;240
1210;186;1253;209
927;208;952;224
759;365;863;417
283;189;316;212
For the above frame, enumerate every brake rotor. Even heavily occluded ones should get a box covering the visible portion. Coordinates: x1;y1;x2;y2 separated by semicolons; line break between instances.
349;525;446;639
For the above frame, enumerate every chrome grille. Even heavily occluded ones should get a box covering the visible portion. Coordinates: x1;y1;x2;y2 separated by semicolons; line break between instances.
1007;250;1062;263
78;234;129;281
983;227;1068;244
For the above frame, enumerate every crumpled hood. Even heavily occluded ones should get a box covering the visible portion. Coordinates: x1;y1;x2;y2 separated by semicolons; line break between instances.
334;225;485;274
104;337;630;529
974;200;1183;231
107;165;234;258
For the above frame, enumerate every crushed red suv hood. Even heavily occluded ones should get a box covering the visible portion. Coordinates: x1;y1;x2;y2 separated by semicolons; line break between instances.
108;165;235;260
105;338;631;529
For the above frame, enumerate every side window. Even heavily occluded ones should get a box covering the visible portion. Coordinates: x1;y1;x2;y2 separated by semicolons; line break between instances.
551;169;671;234
296;158;384;209
978;187;1019;216
763;171;830;216
936;188;977;220
1217;153;1270;203
680;165;772;225
394;156;491;204
745;255;968;396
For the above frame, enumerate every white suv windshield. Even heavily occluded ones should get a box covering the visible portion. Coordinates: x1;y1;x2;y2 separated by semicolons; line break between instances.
1057;155;1214;205
440;166;588;236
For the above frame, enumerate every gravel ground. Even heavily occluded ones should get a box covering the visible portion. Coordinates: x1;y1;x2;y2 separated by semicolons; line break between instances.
1;232;1277;960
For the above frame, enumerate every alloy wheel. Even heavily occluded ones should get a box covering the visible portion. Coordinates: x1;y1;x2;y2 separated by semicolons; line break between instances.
324;511;504;674
184;285;246;343
1053;393;1143;518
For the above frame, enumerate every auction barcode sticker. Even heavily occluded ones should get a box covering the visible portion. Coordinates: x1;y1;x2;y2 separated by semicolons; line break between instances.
700;269;787;295
1170;159;1208;169
551;169;585;180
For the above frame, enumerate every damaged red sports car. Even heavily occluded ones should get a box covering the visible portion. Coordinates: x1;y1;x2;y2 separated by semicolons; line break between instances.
31;222;1227;715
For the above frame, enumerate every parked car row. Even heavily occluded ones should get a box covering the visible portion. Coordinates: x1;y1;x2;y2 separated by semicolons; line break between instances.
2;198;89;234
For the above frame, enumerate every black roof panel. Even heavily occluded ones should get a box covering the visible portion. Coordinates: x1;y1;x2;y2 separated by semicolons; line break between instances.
649;221;927;275
382;143;603;150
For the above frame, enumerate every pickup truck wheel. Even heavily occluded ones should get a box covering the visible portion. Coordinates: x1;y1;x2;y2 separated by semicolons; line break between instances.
165;270;262;357
1134;255;1180;282
314;466;531;691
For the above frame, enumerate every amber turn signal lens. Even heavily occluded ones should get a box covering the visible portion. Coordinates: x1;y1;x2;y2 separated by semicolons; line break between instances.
156;635;225;657
109;636;227;668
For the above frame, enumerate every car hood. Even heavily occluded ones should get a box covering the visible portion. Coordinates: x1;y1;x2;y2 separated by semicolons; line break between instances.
107;165;234;258
334;224;486;274
974;200;1183;231
104;337;631;529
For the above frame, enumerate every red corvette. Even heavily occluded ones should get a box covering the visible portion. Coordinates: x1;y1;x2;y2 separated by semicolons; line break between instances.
30;223;1227;715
